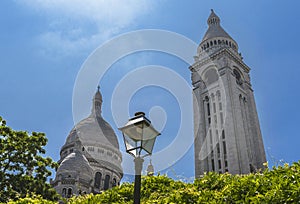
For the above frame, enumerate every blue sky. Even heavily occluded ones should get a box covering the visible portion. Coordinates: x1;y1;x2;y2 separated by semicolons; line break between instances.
1;0;300;180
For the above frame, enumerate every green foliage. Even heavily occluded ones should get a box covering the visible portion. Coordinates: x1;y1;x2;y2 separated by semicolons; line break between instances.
0;116;59;203
6;194;56;204
71;162;300;203
8;154;300;203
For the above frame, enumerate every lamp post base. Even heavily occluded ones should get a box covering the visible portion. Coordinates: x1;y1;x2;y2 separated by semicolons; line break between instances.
134;156;144;204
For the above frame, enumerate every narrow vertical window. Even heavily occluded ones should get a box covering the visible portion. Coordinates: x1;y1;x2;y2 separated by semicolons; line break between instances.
112;178;117;187
94;172;102;189
62;188;66;197
219;102;222;111
104;175;110;190
220;112;224;124
207;102;211;116
67;188;72;198
223;141;227;154
222;130;225;139
218;160;222;169
250;164;256;173
213;103;216;113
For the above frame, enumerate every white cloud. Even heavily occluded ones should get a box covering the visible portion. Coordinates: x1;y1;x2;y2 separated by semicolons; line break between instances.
18;0;157;58
22;0;153;28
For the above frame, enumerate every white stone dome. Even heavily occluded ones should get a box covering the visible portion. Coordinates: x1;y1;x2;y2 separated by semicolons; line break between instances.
54;87;123;196
56;150;93;179
66;115;120;150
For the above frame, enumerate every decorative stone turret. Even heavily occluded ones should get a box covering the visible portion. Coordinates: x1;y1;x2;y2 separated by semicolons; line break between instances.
197;9;239;56
92;86;103;117
146;160;154;176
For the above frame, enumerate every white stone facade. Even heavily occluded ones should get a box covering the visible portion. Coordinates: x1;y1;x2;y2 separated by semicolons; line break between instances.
192;10;266;176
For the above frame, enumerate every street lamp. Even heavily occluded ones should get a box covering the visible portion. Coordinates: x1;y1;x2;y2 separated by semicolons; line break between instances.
119;112;160;204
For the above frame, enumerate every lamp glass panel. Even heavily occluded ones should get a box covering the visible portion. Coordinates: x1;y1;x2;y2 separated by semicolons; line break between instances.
122;123;143;141
142;125;159;140
142;138;156;154
124;134;136;151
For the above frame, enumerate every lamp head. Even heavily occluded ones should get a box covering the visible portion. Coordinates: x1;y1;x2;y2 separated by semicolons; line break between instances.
119;112;160;157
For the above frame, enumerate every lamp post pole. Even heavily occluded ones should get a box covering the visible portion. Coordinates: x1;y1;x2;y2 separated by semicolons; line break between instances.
134;156;144;204
119;112;160;204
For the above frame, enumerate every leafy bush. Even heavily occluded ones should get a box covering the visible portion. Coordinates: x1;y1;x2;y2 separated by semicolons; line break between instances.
0;116;59;203
9;161;300;203
6;194;56;204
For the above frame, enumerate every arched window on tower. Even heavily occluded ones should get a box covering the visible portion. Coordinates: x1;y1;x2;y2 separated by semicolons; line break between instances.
222;130;225;139
204;96;211;125
104;175;110;190
233;69;243;85
94;172;102;189
223;141;227;154
207;101;211;117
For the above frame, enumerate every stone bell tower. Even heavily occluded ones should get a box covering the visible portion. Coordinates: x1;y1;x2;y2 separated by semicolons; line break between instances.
191;10;266;176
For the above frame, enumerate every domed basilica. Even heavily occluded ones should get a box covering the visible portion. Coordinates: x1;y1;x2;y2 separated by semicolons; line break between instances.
51;8;267;198
51;87;123;198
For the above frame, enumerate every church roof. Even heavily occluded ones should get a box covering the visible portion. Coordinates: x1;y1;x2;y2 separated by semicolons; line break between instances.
65;87;120;150
202;9;234;42
66;115;120;149
57;150;93;176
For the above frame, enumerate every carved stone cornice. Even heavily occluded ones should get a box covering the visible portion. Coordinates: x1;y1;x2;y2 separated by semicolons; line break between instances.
191;48;250;73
